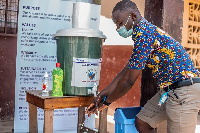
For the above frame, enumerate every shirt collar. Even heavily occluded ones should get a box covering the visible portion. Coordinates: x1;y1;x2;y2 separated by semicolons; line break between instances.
132;17;147;36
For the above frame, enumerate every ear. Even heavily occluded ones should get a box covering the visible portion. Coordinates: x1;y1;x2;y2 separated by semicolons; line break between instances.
130;12;136;21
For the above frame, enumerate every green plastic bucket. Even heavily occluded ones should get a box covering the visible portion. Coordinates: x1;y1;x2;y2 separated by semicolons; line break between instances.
55;36;104;96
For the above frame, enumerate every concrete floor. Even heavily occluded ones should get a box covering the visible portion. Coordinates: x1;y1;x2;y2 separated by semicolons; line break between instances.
1;115;200;133
0;119;114;133
0;120;14;133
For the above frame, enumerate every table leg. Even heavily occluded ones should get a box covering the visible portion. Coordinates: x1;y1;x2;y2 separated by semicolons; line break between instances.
77;107;85;133
29;103;38;133
44;109;54;133
99;107;108;133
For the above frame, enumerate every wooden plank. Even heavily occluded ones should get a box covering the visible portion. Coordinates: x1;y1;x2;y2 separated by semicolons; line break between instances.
29;103;38;133
26;91;45;109
44;96;94;109
26;90;53;99
44;109;54;133
98;108;108;133
26;90;94;109
26;90;48;99
26;90;91;99
77;107;85;133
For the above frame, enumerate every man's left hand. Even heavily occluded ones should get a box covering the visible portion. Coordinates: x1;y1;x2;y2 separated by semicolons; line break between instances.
85;97;108;117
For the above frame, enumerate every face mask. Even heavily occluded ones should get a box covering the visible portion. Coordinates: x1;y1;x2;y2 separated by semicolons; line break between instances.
117;15;134;38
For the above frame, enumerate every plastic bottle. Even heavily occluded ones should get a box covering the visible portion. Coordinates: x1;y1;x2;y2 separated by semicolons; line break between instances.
52;63;63;97
42;72;49;96
158;89;170;106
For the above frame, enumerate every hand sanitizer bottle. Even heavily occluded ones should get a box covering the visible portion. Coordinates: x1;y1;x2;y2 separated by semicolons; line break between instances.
42;72;49;96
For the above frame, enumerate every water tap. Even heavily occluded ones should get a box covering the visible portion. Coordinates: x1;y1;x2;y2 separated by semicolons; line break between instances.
88;83;98;97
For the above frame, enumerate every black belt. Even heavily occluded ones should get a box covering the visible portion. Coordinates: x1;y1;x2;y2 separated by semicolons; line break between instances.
164;77;200;92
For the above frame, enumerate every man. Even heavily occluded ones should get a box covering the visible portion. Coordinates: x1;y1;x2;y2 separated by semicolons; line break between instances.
85;0;200;132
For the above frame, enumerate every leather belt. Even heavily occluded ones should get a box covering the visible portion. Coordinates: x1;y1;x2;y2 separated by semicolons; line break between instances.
164;77;200;92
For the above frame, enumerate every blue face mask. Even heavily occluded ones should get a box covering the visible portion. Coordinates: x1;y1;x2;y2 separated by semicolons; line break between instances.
116;15;134;38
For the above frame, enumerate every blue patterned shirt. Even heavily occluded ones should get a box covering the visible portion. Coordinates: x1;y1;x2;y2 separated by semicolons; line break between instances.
128;17;199;89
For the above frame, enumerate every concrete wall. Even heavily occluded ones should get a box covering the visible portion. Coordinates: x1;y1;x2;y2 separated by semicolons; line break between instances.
163;0;184;43
0;36;16;120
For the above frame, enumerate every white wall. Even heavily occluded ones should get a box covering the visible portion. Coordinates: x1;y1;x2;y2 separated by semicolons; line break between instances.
100;0;145;45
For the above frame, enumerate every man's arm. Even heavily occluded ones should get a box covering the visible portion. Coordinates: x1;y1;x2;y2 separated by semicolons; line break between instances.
105;68;142;103
86;64;142;115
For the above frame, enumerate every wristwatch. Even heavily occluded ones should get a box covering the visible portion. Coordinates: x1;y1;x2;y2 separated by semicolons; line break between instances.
101;95;111;106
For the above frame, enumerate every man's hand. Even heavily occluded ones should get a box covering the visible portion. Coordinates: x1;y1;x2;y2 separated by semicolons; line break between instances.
85;95;108;117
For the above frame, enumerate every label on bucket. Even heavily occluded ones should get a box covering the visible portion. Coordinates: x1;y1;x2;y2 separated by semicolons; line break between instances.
71;57;102;87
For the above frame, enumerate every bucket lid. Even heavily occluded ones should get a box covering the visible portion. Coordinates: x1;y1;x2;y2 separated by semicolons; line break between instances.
53;28;106;39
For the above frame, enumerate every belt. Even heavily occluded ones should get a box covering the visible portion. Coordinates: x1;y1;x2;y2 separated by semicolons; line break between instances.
164;77;200;92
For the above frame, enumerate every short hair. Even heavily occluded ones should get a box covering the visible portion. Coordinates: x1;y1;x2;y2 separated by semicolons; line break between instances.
112;0;139;13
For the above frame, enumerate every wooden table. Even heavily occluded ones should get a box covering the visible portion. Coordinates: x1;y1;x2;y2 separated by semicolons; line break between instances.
26;90;108;133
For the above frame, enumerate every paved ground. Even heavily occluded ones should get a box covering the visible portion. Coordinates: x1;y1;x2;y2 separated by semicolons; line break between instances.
1;115;200;133
0;120;14;133
0;119;114;133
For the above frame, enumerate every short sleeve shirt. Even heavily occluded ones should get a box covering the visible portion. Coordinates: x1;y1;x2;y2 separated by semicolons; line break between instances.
128;17;199;89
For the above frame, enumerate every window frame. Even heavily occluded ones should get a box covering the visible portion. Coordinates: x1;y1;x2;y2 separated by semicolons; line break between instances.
0;0;19;37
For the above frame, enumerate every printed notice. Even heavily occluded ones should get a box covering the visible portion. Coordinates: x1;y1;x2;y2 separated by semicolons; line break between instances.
71;57;101;87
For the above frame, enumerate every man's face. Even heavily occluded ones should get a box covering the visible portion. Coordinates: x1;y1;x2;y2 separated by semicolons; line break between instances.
112;10;133;31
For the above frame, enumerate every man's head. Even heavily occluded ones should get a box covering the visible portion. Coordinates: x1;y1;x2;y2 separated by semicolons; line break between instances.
112;0;141;37
112;0;139;14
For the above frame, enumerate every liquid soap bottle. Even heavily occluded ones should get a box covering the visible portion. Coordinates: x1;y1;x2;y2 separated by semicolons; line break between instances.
52;63;63;97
